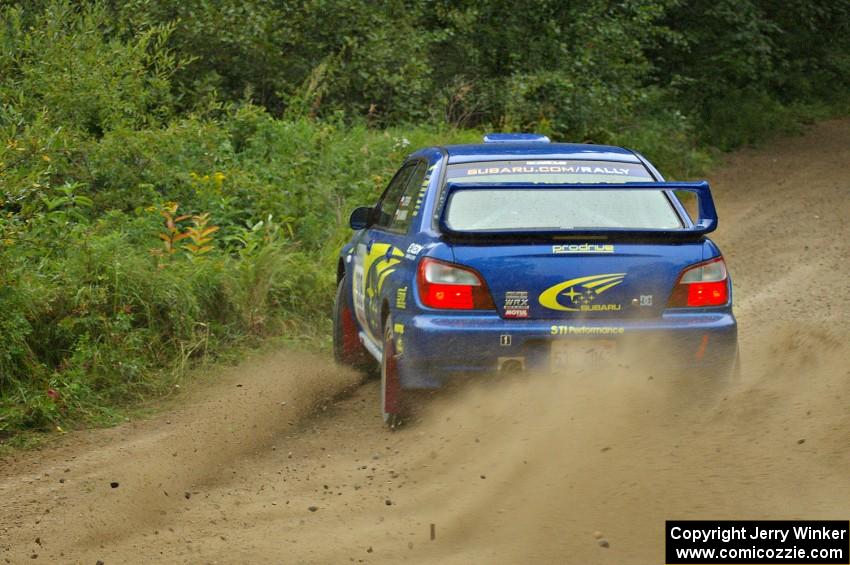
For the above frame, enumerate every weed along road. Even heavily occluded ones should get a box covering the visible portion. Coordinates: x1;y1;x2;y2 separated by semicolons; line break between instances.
2;120;850;563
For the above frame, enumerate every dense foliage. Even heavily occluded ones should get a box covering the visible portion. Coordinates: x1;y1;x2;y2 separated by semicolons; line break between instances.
1;0;848;434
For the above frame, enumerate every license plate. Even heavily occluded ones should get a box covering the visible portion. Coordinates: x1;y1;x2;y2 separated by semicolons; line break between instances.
550;340;616;372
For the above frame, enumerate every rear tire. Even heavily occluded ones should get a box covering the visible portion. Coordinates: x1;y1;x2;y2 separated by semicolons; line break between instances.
333;273;372;372
381;316;404;429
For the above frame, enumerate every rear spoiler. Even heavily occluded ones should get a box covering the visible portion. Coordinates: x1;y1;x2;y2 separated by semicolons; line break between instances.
438;181;717;240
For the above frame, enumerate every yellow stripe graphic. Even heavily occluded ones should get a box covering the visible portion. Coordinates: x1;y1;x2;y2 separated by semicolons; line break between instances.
539;273;627;312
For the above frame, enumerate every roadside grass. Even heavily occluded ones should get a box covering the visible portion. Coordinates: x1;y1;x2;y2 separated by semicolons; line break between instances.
0;112;480;440
0;318;330;455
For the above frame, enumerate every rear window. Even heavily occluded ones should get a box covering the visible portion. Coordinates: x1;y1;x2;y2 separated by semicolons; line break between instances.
445;189;682;231
446;159;653;184
442;159;681;231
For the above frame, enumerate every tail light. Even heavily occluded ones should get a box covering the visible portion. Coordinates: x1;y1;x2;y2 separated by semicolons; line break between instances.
417;257;495;310
667;257;730;307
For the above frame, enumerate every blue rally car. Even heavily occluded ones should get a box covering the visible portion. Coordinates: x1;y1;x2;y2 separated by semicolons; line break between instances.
333;134;738;426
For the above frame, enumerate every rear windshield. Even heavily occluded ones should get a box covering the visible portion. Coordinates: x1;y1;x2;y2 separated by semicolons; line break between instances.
445;189;683;231
446;159;653;184
443;159;681;231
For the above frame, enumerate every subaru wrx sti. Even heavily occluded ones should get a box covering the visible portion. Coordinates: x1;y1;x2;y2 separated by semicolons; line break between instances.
333;134;738;426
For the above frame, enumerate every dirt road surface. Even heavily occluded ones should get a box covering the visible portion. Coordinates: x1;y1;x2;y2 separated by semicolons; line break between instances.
2;120;849;564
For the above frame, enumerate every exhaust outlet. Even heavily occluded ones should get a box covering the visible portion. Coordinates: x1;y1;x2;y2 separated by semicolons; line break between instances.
498;357;525;373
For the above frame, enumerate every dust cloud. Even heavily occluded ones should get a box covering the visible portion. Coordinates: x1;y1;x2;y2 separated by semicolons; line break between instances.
370;324;849;563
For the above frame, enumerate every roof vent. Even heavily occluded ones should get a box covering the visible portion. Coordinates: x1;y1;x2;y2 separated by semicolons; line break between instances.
482;133;551;143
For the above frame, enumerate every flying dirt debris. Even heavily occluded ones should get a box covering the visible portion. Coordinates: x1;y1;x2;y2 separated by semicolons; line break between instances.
1;120;850;563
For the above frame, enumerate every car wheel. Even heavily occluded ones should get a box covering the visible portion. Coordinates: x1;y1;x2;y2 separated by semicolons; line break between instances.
333;273;372;372
381;316;404;429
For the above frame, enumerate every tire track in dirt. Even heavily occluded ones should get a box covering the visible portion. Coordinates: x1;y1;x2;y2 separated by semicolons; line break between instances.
1;119;849;564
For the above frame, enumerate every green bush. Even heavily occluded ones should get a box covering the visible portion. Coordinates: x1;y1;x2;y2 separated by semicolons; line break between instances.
0;87;478;434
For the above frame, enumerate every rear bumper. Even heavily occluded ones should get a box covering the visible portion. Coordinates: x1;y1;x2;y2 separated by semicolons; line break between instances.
393;310;737;388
